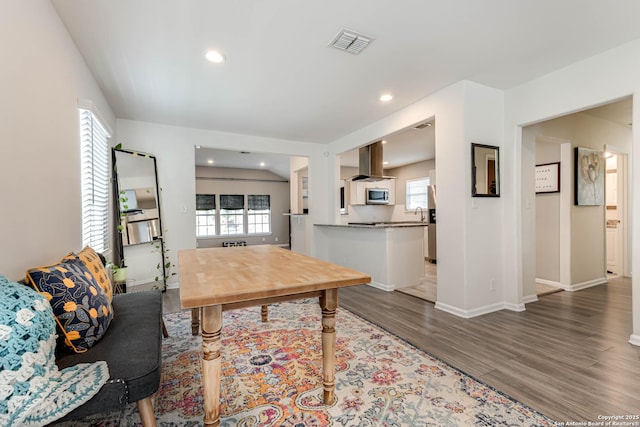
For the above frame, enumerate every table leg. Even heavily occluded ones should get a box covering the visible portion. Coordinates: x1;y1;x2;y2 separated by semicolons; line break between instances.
201;305;222;426
261;304;268;322
320;288;338;405
191;308;200;336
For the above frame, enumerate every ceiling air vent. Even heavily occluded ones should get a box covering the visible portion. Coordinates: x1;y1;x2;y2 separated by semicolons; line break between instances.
414;122;433;129
329;29;374;55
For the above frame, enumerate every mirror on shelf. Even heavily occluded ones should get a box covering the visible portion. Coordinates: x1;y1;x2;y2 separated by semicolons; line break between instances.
471;143;500;197
112;148;166;290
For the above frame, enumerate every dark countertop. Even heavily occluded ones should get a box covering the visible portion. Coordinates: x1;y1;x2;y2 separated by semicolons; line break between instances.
315;222;428;228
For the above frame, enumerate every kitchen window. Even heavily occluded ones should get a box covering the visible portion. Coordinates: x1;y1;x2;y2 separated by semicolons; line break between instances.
219;194;244;235
247;195;271;234
406;177;429;211
196;194;216;236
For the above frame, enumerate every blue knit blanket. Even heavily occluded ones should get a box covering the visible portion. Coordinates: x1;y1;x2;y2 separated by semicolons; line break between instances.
0;275;109;426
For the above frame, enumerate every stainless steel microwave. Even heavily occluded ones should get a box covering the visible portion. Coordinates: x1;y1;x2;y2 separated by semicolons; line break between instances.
366;188;390;205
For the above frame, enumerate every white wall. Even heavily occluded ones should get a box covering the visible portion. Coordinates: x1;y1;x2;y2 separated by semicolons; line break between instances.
504;38;640;345
534;139;561;284
0;1;114;280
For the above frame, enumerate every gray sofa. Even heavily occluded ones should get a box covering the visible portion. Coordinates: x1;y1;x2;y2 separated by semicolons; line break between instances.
51;291;163;426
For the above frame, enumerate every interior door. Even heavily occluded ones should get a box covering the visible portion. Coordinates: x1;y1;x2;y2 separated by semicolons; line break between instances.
605;155;620;275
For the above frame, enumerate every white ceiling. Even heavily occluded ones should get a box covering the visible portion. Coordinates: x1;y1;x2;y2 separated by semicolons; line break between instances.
52;0;640;148
340;121;435;169
196;119;435;178
195;148;294;179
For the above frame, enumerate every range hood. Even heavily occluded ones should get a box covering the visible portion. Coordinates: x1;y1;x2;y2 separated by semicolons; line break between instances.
350;141;395;182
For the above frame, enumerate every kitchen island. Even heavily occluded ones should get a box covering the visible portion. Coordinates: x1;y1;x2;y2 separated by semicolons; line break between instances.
314;222;427;291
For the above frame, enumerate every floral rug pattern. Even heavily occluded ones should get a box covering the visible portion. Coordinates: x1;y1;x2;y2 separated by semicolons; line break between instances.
55;300;555;426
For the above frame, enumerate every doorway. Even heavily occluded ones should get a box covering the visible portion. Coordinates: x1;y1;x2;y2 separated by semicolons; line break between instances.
605;151;628;277
527;97;632;298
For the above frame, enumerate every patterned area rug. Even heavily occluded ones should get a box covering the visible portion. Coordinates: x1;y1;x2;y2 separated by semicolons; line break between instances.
55;300;555;426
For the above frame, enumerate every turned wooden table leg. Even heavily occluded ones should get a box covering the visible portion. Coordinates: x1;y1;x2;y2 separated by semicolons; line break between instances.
201;305;222;426
191;308;200;336
320;289;338;405
261;304;268;322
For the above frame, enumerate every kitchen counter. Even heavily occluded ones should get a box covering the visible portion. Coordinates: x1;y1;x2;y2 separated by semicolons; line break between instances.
314;223;426;291
315;221;427;228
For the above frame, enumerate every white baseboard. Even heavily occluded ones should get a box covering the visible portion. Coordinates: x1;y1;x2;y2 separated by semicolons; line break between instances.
166;281;180;290
536;277;607;292
629;334;640;347
522;294;538;304
536;278;566;289
366;281;393;292
434;302;470;317
570;277;607;291
435;301;513;318
504;302;526;312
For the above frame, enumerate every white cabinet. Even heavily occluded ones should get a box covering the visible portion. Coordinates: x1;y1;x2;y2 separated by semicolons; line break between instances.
349;181;366;205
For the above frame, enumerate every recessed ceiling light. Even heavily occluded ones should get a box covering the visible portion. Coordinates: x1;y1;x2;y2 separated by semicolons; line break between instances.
195;145;201;149
383;161;389;165
381;140;387;144
205;49;226;63
259;162;266;167
379;94;393;102
207;159;214;164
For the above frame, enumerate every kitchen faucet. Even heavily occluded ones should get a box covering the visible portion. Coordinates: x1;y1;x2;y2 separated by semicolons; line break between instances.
415;206;425;222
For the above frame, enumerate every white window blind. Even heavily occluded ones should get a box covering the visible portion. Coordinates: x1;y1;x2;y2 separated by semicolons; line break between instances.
219;194;244;235
80;108;111;253
406;177;430;211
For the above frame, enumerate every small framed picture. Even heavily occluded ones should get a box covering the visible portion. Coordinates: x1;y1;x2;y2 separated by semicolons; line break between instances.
535;162;560;193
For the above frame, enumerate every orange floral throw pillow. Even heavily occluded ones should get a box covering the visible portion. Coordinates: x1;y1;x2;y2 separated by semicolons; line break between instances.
63;246;113;302
26;256;114;353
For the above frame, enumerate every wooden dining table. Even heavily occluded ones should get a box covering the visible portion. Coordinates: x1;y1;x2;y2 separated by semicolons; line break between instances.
178;245;371;426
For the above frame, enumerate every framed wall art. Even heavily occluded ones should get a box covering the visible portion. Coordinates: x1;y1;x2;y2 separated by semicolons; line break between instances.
574;147;604;206
535;162;560;194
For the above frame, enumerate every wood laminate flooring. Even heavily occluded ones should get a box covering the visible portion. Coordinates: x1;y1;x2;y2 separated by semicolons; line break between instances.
162;276;639;423
535;282;563;296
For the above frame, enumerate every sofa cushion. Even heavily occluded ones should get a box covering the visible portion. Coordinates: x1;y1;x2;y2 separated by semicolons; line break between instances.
54;291;163;420
63;246;113;302
26;257;113;353
0;275;109;426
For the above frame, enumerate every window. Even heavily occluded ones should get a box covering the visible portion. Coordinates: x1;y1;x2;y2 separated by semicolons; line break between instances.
80;108;111;253
247;195;271;234
406;177;430;211
196;194;216;236
219;195;244;235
